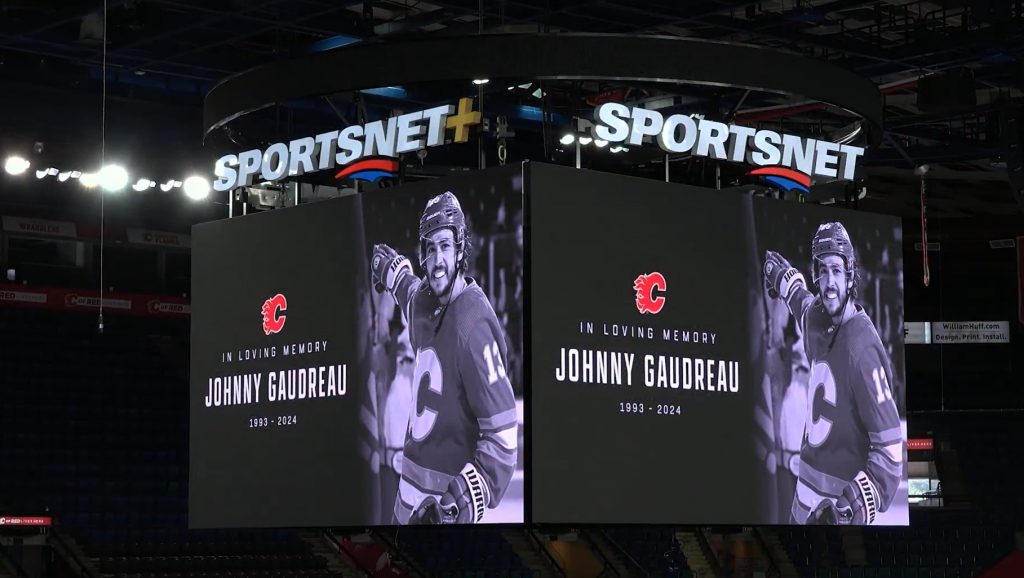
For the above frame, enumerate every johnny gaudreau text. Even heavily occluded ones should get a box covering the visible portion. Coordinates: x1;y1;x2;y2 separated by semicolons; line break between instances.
555;348;740;392
204;364;347;407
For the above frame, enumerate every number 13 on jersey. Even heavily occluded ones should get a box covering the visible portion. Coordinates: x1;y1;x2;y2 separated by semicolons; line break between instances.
872;367;892;404
483;341;506;385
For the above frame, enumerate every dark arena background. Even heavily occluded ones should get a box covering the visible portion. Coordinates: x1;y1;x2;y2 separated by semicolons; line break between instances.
2;2;1024;578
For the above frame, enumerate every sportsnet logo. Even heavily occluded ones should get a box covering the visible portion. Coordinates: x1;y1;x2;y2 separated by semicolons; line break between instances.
214;98;481;192
748;166;812;194
261;294;288;335
334;156;399;183
633;272;667;315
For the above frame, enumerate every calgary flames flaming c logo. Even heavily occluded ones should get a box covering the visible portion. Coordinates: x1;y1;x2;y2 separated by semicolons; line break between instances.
261;293;288;335
633;272;667;315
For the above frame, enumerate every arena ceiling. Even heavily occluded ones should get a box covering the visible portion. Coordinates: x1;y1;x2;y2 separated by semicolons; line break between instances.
1;0;1023;220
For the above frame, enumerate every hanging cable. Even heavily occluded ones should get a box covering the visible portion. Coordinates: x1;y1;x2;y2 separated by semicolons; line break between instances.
918;165;930;287
98;0;108;334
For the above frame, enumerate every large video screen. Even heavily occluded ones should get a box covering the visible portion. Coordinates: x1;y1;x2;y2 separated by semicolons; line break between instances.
190;165;525;527
529;163;907;526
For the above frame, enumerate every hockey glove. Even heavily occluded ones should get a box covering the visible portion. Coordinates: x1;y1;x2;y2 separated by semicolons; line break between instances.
807;499;839;525
764;250;806;300
371;244;412;294
836;471;878;525
438;463;490;524
408;496;444;525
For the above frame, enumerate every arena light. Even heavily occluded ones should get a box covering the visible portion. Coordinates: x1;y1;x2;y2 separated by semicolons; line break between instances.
559;134;575;145
79;172;99;188
183;176;211;200
98;164;129;192
594;139;608;148
4;142;223;203
578;136;593;146
160;179;182;192
472;78;490;85
4;156;30;175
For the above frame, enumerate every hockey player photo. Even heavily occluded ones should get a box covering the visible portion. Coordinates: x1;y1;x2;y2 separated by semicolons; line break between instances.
369;190;520;525
761;220;907;526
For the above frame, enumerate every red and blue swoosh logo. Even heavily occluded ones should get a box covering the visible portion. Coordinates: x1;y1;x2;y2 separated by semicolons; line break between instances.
748;166;811;193
335;157;399;182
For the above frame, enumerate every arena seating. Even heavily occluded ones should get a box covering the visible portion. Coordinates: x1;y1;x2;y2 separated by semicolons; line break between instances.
863;512;1011;575
778;526;847;575
947;413;1024;521
1;303;1021;578
604;526;691;576
393;527;533;577
0;307;344;577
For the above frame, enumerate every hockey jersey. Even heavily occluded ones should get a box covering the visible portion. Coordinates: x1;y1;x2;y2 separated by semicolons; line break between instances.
786;291;904;524
391;275;518;524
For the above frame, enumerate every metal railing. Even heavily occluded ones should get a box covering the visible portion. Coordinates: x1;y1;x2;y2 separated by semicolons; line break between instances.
752;527;782;578
526;529;567;577
695;527;723;578
594;529;649;577
51;526;99;578
320;530;374;578
0;538;30;578
371;528;432;578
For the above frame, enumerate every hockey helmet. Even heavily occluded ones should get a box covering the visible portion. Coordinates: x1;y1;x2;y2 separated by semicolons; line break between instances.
811;221;856;289
418;191;467;270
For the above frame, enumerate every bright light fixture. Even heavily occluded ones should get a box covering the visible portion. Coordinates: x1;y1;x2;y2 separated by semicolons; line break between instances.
594;139;608;148
4;156;30;175
578;136;593;146
3;148;226;204
79;173;99;188
472;78;490;85
98;164;129;192
160;180;182;192
559;134;575;145
183;176;211;200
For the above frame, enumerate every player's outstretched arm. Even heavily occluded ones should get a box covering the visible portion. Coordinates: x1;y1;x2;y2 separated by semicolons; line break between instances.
837;346;904;524
763;250;815;331
370;244;419;317
439;320;518;523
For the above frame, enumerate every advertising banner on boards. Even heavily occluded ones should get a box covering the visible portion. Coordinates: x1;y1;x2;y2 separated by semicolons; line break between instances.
931;321;1010;344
